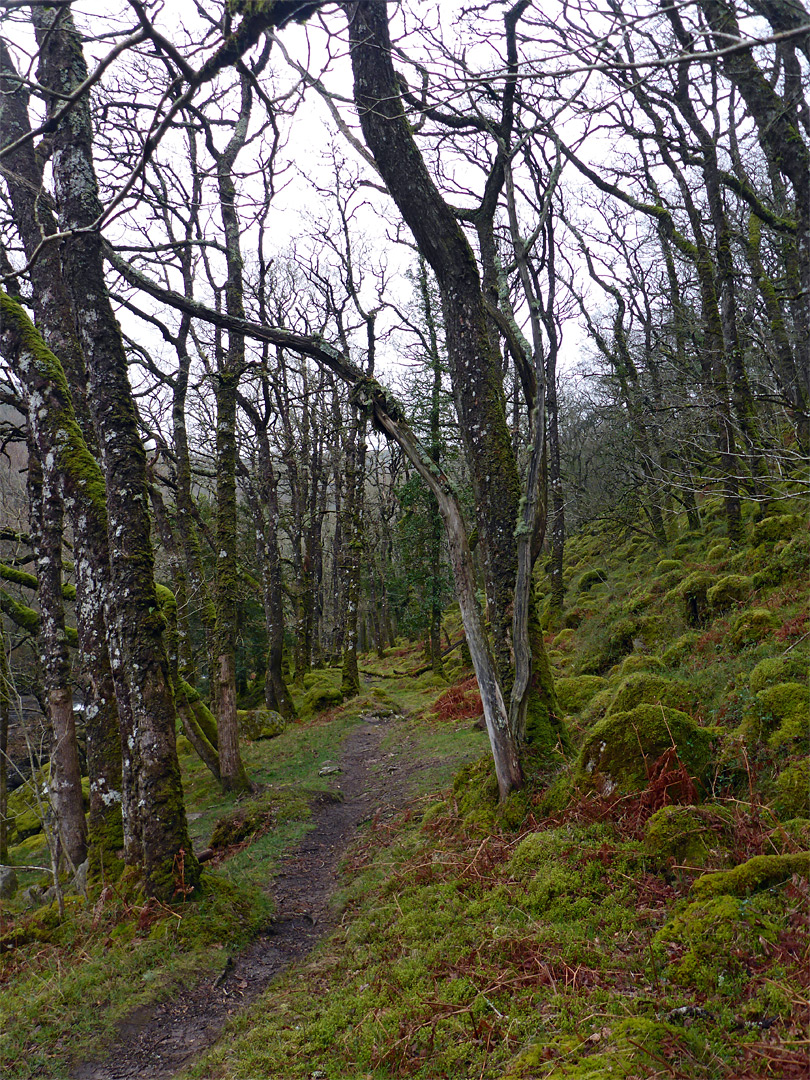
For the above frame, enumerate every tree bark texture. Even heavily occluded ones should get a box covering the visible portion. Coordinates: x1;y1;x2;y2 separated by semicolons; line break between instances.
33;4;197;899
344;1;522;681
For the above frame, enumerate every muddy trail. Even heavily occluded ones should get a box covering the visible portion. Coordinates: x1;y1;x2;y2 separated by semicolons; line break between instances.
71;713;423;1080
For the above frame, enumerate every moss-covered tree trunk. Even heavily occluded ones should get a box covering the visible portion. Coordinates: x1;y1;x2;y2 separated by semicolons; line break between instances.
240;383;296;719
343;3;523;686
340;406;364;699
209;69;254;794
417;259;447;675
26;438;87;870
0;36;123;880
0;628;10;863
33;4;197;899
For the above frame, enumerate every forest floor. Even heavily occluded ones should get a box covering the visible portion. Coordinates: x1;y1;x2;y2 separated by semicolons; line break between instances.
69;707;442;1080
2;501;808;1080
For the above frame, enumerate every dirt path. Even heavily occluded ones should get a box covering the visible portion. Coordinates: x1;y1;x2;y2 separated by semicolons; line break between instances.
70;714;419;1080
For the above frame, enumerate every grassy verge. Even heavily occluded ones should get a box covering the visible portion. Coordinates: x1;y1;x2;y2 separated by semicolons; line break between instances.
0;693;367;1078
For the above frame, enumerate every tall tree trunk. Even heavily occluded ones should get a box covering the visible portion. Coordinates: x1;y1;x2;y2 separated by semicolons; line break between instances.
0;37;123;881
26;436;87;870
34;4;197;899
0;631;10;863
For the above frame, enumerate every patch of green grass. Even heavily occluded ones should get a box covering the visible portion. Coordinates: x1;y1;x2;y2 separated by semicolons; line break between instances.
0;871;271;1079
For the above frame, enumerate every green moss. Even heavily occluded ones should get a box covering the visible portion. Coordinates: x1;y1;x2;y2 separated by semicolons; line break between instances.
504;1018;705;1080
300;681;343;718
662;631;700;667
756;681;809;722
655;893;782;992
729;607;778;648
576;568;606;592
691;852;810;899
582;687;612;725
551;627;576;649
772;760;810;820
209;798;277;849
706;574;752;613
606;672;694;717
555;675;608;714
237;708;286;740
751;513;804;545
675;571;714;625
656;558;683;572
452;756;499;821
749;656;806;695
644;804;735;868
706;541;730;561
576;705;713;795
617;654;665;676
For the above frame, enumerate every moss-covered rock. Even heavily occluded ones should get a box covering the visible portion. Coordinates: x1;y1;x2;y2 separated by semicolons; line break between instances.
751;513;804;545
582;687;613;725
729;607;778;648
655;893;782;992
662;631;700;667
617;654;666;676
749;655;806;695
675;571;714;626
210;801;276;849
772;760;810;820
237;708;286;741
302;669;335;689
656;558;683;573
555;675;608;714
576;568;606;592
706;574;752;613
606;672;694;717
771;817;810;852
756;681;809;722
691;852;810;899
706;540;730;561
300;681;343;718
644;804;735;869
551;627;576;650
576;705;713;796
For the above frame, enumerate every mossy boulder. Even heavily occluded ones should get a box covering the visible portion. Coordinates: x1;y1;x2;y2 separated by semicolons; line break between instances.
302;669;335;689
551;627;576;650
576;568;606;592
644;804;735;869
237;708;286;740
675;571;714;626
749;655;806;695
617;654;666;677
606;672;694;717
756;681;809;723
555;675;608;714
210;802;276;849
662;631;700;667
706;540;730;561
656;558;683;573
772;759;810;820
582;687;613;725
300;681;343;717
706;574;752;613
607;616;641;657
576;705;713;796
751;513;804;545
690;852;809;899
655;893;782;992
729;607;778;648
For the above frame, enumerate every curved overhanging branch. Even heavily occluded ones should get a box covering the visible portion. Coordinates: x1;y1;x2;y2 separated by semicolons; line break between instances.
106;248;523;798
